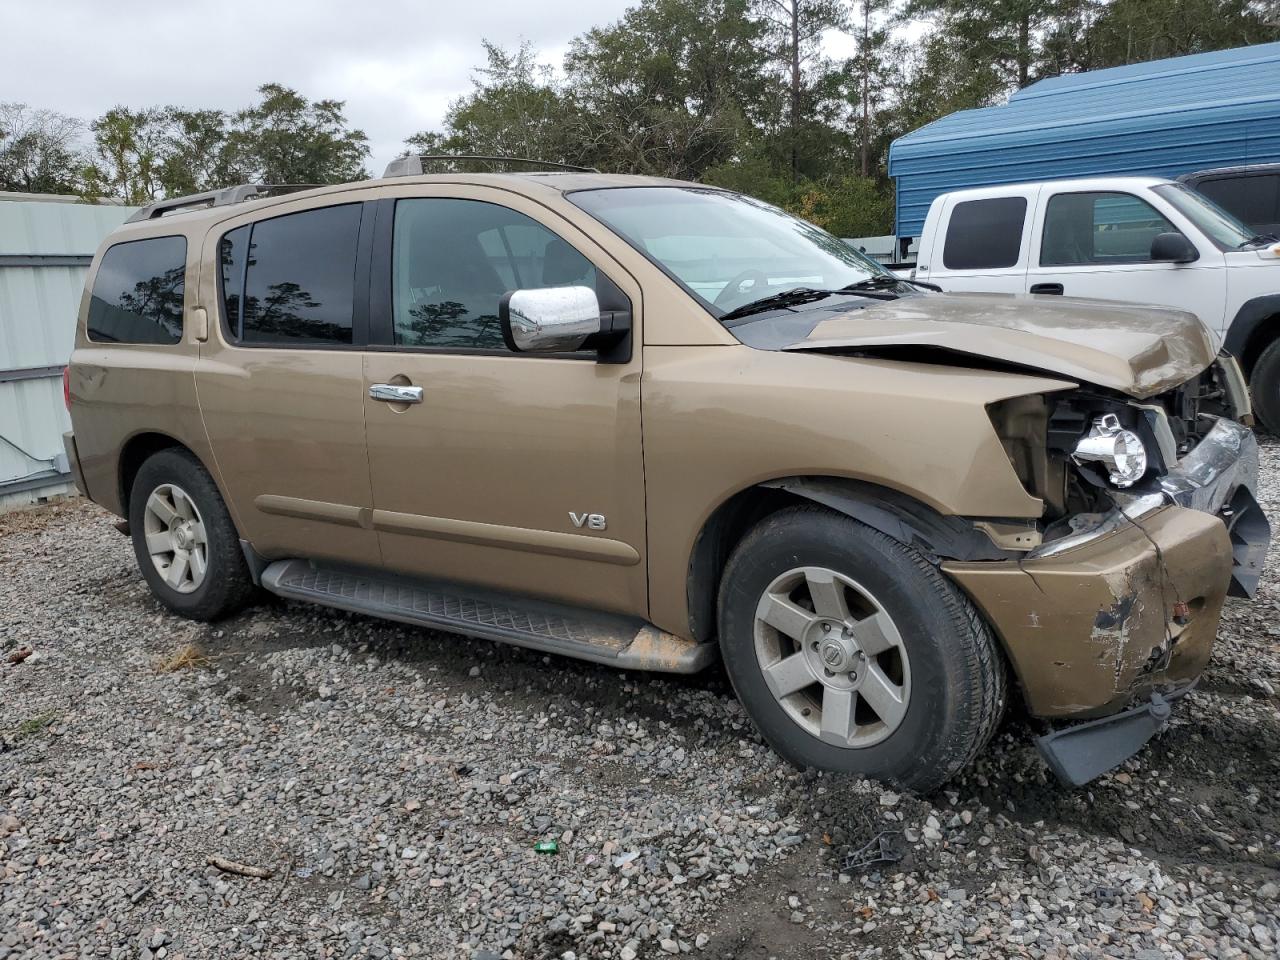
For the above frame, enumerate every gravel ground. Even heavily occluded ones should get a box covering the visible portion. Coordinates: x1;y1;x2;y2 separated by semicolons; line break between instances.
2;442;1279;960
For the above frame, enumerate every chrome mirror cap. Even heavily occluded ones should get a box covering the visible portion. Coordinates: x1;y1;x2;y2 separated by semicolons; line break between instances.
500;286;601;353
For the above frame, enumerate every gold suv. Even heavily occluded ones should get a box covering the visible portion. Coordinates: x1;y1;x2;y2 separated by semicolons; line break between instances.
63;159;1270;790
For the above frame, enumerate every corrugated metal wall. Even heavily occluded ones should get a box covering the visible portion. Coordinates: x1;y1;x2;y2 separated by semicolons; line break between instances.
0;195;134;509
889;41;1280;240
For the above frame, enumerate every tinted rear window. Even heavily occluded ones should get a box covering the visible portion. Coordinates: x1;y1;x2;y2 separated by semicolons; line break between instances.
87;236;187;344
220;204;362;346
942;197;1027;270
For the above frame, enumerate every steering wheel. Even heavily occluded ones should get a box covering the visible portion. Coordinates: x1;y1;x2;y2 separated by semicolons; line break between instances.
714;269;770;310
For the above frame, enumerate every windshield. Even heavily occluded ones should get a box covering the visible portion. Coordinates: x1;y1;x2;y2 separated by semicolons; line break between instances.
568;187;889;316
1152;183;1256;250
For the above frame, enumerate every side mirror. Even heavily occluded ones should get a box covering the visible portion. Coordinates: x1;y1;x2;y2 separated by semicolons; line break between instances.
499;286;602;354
1150;232;1198;264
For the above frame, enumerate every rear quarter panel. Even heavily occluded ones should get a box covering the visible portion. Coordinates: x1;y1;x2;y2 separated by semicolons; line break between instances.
68;228;216;517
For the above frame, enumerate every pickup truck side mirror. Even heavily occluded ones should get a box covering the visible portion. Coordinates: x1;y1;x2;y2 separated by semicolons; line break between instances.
499;286;631;359
1150;232;1199;264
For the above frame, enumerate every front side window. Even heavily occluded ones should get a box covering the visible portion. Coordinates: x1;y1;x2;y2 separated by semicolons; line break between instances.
1041;192;1176;266
567;187;886;315
219;204;362;346
392;198;596;350
87;236;186;344
942;197;1027;271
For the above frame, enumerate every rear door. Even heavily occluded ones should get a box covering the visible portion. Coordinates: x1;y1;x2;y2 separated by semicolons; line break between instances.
195;197;381;567
360;185;648;617
1024;189;1226;328
920;189;1037;294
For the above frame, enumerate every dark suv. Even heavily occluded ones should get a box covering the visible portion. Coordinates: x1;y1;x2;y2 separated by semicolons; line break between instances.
1180;163;1280;239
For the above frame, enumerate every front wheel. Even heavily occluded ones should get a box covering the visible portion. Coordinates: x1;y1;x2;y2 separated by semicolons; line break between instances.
717;505;1006;792
1248;337;1280;434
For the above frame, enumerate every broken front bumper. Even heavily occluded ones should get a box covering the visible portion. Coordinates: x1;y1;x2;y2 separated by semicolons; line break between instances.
945;506;1233;718
944;416;1269;720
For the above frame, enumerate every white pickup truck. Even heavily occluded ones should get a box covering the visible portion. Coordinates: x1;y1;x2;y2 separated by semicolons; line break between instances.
912;177;1280;428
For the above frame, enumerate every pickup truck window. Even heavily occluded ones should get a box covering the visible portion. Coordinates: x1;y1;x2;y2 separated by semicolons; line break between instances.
1041;192;1173;266
942;197;1026;270
1151;183;1256;250
568;186;884;315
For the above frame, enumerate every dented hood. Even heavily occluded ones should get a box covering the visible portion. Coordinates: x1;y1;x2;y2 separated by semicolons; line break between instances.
777;292;1216;399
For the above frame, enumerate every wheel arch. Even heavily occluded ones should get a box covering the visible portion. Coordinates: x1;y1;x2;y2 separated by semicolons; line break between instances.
684;475;1012;645
1224;294;1280;376
119;432;218;519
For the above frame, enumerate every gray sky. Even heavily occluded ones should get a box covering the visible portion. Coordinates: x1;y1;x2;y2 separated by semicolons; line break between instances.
2;0;644;175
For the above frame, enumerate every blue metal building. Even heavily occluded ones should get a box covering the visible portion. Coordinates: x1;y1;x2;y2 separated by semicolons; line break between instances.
888;41;1280;241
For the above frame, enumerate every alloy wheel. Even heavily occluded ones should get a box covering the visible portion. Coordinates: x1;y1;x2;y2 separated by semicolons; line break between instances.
752;565;911;748
142;483;208;595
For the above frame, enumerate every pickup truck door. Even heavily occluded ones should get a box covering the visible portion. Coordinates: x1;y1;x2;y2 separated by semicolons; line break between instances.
918;187;1037;294
360;187;649;617
1023;189;1227;334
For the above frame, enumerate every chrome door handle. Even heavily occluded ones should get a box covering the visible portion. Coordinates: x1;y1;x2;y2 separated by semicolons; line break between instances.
369;383;424;404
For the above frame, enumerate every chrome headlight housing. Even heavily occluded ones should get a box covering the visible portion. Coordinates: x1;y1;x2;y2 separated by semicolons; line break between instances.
1072;414;1149;488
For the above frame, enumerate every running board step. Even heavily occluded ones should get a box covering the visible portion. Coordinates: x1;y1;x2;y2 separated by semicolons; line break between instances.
259;559;714;674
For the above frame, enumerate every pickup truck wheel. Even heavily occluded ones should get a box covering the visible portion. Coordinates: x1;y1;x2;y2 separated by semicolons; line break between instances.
128;448;256;621
1248;337;1280;434
718;505;1006;793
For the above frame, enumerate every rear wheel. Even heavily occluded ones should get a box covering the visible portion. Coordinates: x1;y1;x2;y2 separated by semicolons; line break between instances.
1249;336;1280;434
128;448;257;621
717;505;1006;792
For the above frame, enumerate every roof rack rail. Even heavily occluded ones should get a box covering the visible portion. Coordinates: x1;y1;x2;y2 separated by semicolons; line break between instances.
125;183;323;223
383;155;599;178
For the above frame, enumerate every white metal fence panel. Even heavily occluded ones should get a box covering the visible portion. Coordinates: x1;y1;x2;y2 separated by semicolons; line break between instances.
0;195;135;505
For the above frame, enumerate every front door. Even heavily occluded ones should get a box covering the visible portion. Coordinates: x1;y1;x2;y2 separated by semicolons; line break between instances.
1024;190;1227;328
361;188;647;617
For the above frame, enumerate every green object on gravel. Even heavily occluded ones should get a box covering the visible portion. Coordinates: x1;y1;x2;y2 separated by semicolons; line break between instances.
533;839;558;854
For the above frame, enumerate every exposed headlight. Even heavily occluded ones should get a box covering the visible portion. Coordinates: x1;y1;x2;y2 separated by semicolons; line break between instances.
1072;414;1148;488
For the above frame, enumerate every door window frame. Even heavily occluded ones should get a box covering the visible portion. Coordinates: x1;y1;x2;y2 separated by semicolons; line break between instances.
211;198;376;351
366;193;634;362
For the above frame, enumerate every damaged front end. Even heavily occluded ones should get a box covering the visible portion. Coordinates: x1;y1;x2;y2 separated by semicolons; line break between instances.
945;354;1270;785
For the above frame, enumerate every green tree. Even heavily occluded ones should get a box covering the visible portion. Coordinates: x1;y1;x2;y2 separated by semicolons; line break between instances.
86;106;170;204
753;0;851;178
224;84;370;185
411;41;582;165
796;172;894;235
565;0;765;178
0;103;85;195
847;0;894;177
159;108;232;196
904;0;1066;89
1069;0;1280;69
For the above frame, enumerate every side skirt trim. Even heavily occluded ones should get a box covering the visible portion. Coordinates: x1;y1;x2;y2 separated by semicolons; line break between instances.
259;559;711;674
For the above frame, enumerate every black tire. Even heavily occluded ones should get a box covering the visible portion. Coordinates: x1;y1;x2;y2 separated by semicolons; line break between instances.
717;504;1006;793
1249;337;1280;435
128;447;257;621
